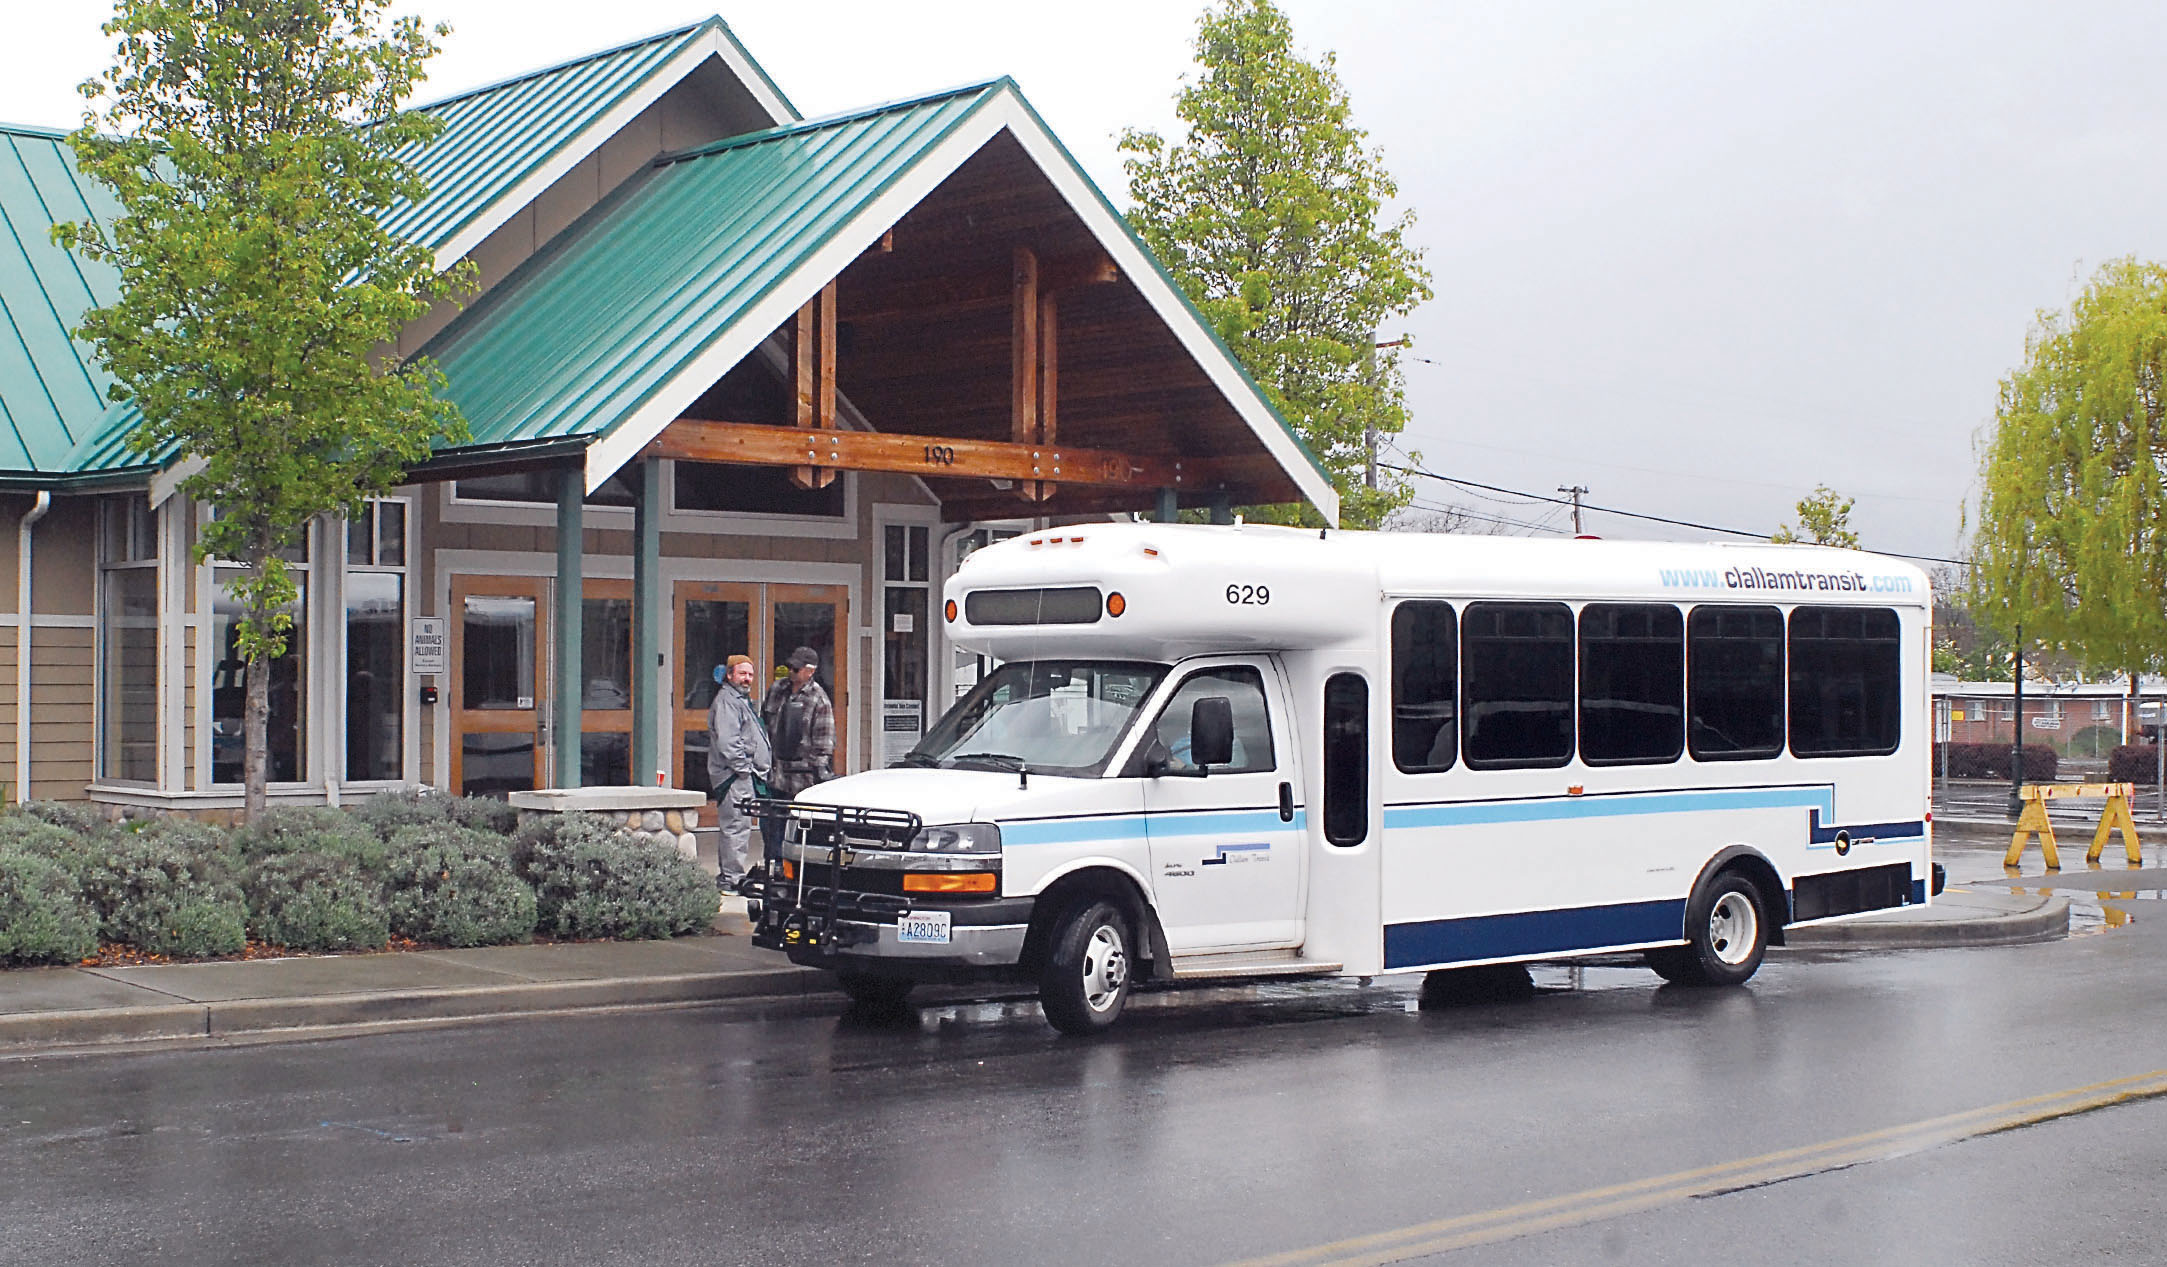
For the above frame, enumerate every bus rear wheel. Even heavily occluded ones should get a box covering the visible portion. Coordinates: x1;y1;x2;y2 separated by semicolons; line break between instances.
1039;900;1133;1034
1646;871;1767;987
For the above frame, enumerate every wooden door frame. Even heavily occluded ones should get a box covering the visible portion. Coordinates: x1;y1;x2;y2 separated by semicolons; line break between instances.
768;582;850;772
449;574;547;797
672;579;763;793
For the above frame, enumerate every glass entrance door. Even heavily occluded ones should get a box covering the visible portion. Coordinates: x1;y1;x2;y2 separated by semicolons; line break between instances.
452;576;543;796
674;581;848;794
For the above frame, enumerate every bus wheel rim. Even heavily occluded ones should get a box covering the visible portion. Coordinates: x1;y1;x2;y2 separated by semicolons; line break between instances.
1709;891;1757;965
1082;923;1127;1011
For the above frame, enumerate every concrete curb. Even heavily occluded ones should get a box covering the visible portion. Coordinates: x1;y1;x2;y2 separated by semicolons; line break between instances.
1779;894;2071;950
0;966;832;1053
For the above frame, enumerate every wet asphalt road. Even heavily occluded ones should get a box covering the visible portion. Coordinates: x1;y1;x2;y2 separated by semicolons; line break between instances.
4;887;2166;1267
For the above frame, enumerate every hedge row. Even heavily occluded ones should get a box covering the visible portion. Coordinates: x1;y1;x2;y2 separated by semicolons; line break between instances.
1933;742;2059;781
2109;745;2165;784
0;792;714;968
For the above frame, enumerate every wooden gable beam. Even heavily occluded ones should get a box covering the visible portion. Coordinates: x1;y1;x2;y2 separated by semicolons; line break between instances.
792;280;839;489
645;418;1238;491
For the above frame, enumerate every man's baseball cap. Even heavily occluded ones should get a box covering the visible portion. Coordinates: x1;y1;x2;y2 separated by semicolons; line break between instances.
786;646;820;670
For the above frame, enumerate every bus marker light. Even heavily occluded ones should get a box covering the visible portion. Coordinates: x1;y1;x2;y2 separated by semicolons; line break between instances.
1107;592;1127;617
902;872;997;893
944;599;957;622
1568;785;1584;796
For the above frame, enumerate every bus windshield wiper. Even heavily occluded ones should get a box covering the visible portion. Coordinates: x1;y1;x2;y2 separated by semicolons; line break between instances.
895;751;941;768
949;752;1026;771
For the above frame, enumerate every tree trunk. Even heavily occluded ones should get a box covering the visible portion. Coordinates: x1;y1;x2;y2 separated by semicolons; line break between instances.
244;624;271;822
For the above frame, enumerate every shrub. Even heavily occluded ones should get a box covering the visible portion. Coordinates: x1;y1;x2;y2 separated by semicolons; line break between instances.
513;813;714;940
0;849;99;966
229;806;389;874
384;823;535;947
11;800;112;838
447;796;518;836
1934;742;2057;782
79;832;246;958
242;852;389;952
352;788;458;838
0;815;93;879
2109;745;2163;784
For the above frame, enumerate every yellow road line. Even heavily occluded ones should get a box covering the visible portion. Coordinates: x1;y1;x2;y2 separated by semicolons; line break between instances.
1224;1068;2167;1267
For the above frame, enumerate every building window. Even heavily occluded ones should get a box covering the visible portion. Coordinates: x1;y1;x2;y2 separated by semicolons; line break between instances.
98;498;159;783
1390;601;1456;773
1461;601;1575;769
453;468;634;507
1788;606;1902;758
882;523;931;767
211;527;309;786
345;502;407;782
674;461;845;518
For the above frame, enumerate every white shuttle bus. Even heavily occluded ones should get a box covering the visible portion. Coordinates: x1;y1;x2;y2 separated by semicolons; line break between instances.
745;522;1935;1033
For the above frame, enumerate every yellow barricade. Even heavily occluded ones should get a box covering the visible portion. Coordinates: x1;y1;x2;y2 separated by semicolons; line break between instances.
2004;782;2143;870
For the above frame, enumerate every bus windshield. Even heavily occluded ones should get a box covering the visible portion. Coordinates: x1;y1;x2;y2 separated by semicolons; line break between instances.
904;660;1167;777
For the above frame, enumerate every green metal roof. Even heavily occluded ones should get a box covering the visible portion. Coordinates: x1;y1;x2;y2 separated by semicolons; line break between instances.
382;16;794;259
0;126;122;475
1;17;798;485
424;82;1005;450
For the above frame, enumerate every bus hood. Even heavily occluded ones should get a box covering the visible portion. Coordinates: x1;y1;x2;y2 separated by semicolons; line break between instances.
793;767;1106;828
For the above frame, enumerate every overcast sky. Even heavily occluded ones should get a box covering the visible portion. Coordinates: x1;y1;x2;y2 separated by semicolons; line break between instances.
8;1;2164;561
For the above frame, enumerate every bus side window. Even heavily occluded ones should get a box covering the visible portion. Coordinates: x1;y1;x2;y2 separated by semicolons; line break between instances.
1323;673;1369;846
1687;605;1784;760
1788;607;1901;757
1391;601;1456;772
1580;603;1684;765
1461;602;1575;769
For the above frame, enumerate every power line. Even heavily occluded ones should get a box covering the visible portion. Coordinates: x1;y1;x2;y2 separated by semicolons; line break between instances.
1381;460;1971;567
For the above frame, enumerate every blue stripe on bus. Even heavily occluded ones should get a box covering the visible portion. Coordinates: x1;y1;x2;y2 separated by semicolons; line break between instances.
1002;808;1304;846
1382;785;1834;831
1806;810;1926;848
1384;899;1687;970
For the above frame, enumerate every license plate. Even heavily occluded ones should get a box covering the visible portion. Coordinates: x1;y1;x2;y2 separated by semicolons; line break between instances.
896;910;952;944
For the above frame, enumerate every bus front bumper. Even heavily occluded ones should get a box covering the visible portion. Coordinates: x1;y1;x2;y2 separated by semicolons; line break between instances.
752;891;1036;973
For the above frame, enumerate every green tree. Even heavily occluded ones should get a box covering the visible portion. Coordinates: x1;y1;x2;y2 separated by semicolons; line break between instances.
1770;485;1860;547
1971;257;2167;681
1120;0;1432;529
57;0;473;818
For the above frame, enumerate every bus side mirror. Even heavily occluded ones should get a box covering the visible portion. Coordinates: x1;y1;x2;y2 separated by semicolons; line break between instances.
1191;697;1235;769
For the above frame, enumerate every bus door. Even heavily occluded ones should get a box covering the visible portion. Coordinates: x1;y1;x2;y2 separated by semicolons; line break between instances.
1137;659;1302;952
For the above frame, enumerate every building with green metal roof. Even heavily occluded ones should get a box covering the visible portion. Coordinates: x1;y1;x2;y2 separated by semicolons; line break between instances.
0;16;1336;810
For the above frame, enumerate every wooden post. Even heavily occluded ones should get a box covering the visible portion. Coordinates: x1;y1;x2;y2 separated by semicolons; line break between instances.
792;282;839;490
1011;246;1039;453
1032;289;1057;501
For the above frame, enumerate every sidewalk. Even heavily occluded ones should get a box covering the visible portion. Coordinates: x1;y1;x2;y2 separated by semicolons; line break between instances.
0;914;834;1055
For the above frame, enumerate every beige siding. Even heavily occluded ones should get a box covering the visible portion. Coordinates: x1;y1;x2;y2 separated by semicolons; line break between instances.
25;626;94;801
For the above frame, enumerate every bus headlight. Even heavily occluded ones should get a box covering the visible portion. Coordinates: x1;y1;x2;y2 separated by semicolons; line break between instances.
910;823;1001;855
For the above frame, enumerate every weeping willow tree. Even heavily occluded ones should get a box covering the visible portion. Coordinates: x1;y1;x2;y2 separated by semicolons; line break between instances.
1972;257;2167;685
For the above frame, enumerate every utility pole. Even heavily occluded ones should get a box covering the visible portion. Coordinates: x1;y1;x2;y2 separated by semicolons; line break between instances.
1558;485;1589;536
2008;623;2025;820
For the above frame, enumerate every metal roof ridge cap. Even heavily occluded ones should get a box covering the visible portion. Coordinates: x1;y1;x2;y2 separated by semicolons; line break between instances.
651;78;1009;166
408;17;708;115
0;122;73;141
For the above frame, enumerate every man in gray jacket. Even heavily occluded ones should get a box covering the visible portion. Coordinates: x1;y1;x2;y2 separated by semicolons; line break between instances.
708;654;772;892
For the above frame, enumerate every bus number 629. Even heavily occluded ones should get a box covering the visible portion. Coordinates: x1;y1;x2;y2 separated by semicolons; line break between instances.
1226;583;1270;606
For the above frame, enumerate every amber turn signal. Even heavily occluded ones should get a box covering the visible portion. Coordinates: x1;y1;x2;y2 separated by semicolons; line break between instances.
944;598;958;622
901;872;997;894
1106;591;1126;617
779;860;796;880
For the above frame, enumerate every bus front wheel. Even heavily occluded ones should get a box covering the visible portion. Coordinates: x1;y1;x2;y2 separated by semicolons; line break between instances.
1040;900;1133;1034
1647;871;1767;987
